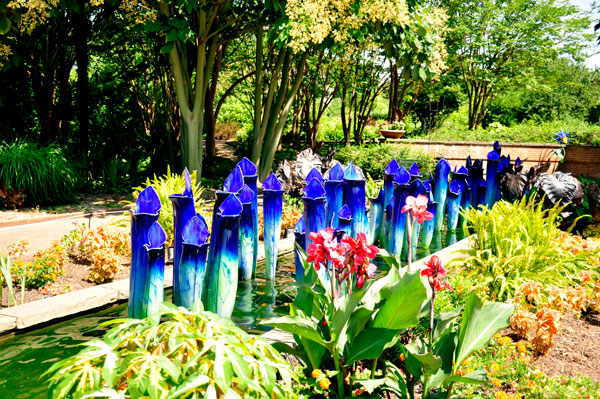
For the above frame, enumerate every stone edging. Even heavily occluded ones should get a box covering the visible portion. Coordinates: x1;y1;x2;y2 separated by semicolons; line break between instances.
0;236;295;336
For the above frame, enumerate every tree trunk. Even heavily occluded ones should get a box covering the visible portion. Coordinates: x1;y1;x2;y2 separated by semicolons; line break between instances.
74;9;90;162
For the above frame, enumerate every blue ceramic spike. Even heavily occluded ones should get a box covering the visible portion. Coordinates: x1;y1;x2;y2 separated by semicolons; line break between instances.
303;179;327;282
237;158;259;278
446;180;462;232
433;159;450;231
368;189;385;245
143;222;166;320
169;168;195;306
343;163;367;236
484;150;500;208
129;186;160;319
294;216;306;282
238;185;255;281
325;164;344;228
262;174;284;280
421;197;438;249
306;168;324;183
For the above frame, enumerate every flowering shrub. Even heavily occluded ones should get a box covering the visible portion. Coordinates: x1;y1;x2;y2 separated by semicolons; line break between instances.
62;224;129;284
12;242;67;288
41;282;73;297
510;273;600;355
451;332;600;399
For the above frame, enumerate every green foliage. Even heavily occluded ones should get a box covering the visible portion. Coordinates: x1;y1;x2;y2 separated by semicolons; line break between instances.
265;247;512;399
0;140;79;206
130;167;205;246
415;106;600;145
335;144;436;180
456;197;599;301
46;304;297;399
452;333;600;398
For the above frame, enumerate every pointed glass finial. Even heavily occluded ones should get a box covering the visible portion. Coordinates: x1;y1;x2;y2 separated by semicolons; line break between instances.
344;162;361;180
385;159;400;176
136;186;161;215
449;180;462;195
263;173;283;191
239;185;255;204
237;157;257;177
223;166;244;193
306;168;323;183
394;166;411;185
409;162;421;178
182;214;210;245
219;194;243;216
303;177;326;199
338;205;352;221
327;163;344;181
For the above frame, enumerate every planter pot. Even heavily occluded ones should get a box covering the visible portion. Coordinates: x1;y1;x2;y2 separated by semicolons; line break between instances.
380;129;405;139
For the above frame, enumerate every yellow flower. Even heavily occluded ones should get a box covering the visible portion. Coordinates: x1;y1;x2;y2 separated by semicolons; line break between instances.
495;391;509;399
461;358;471;367
490;363;501;373
516;341;527;354
491;378;502;388
497;336;512;346
527;380;536;389
319;377;331;390
312;369;323;379
465;368;474;374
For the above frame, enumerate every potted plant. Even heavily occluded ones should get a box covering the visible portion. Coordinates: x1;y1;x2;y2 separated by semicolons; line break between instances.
380;120;406;138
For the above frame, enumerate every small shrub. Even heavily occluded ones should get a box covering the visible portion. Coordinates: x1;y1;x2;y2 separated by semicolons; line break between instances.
456;197;600;301
13;242;67;288
129;167;205;246
0;140;79;206
335;143;436;180
62;224;129;284
46;305;298;399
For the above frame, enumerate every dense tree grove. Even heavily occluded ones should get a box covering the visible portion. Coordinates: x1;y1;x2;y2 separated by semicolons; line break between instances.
0;0;597;187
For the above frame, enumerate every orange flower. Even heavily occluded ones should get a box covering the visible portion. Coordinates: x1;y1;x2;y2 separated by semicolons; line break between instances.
319;378;331;390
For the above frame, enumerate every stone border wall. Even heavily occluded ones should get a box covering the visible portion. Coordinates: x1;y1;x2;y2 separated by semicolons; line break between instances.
389;139;600;178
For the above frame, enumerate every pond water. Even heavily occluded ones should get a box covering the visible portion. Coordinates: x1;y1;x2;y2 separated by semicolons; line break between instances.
0;229;464;398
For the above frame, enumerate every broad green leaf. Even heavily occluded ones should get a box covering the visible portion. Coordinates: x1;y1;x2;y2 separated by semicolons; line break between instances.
445;368;488;384
160;42;175;54
433;307;462;342
383;361;409;399
213;343;233;392
372;272;427;329
167;373;210;398
345;328;399;363
332;289;367;338
355;378;386;394
405;343;442;377
453;293;514;373
346;306;375;342
261;316;327;347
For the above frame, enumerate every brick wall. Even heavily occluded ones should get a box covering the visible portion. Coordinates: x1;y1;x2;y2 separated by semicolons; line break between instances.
389;139;600;178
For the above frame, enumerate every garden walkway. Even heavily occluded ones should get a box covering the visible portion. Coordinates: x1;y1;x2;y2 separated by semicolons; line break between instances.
0;210;126;255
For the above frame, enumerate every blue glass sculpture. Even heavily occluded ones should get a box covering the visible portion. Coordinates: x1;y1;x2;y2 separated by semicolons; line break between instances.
178;214;209;310
294;216;306;282
205;194;243;317
143;221;166;320
129;186;160;318
467;158;484;208
478;180;487;206
344;162;367;236
421;194;438;249
446;180;463;232
484;150;500;208
493;140;502;155
368;189;384;245
211;166;244;232
306;167;324;184
338;205;353;237
325;163;344;228
168;167;195;306
383;159;399;247
237;158;259;279
409;161;422;181
388;166;410;256
303;178;327;281
433;159;451;231
454;166;470;226
263;174;284;280
404;179;428;258
238;185;256;281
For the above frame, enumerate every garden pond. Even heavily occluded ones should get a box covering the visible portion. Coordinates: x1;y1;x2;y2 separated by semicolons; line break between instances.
0;229;464;398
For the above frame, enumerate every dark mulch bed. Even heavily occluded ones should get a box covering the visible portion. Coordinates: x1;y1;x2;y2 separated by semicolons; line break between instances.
533;311;600;381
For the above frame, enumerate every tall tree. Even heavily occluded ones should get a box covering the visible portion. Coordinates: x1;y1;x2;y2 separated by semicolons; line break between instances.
444;0;592;129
